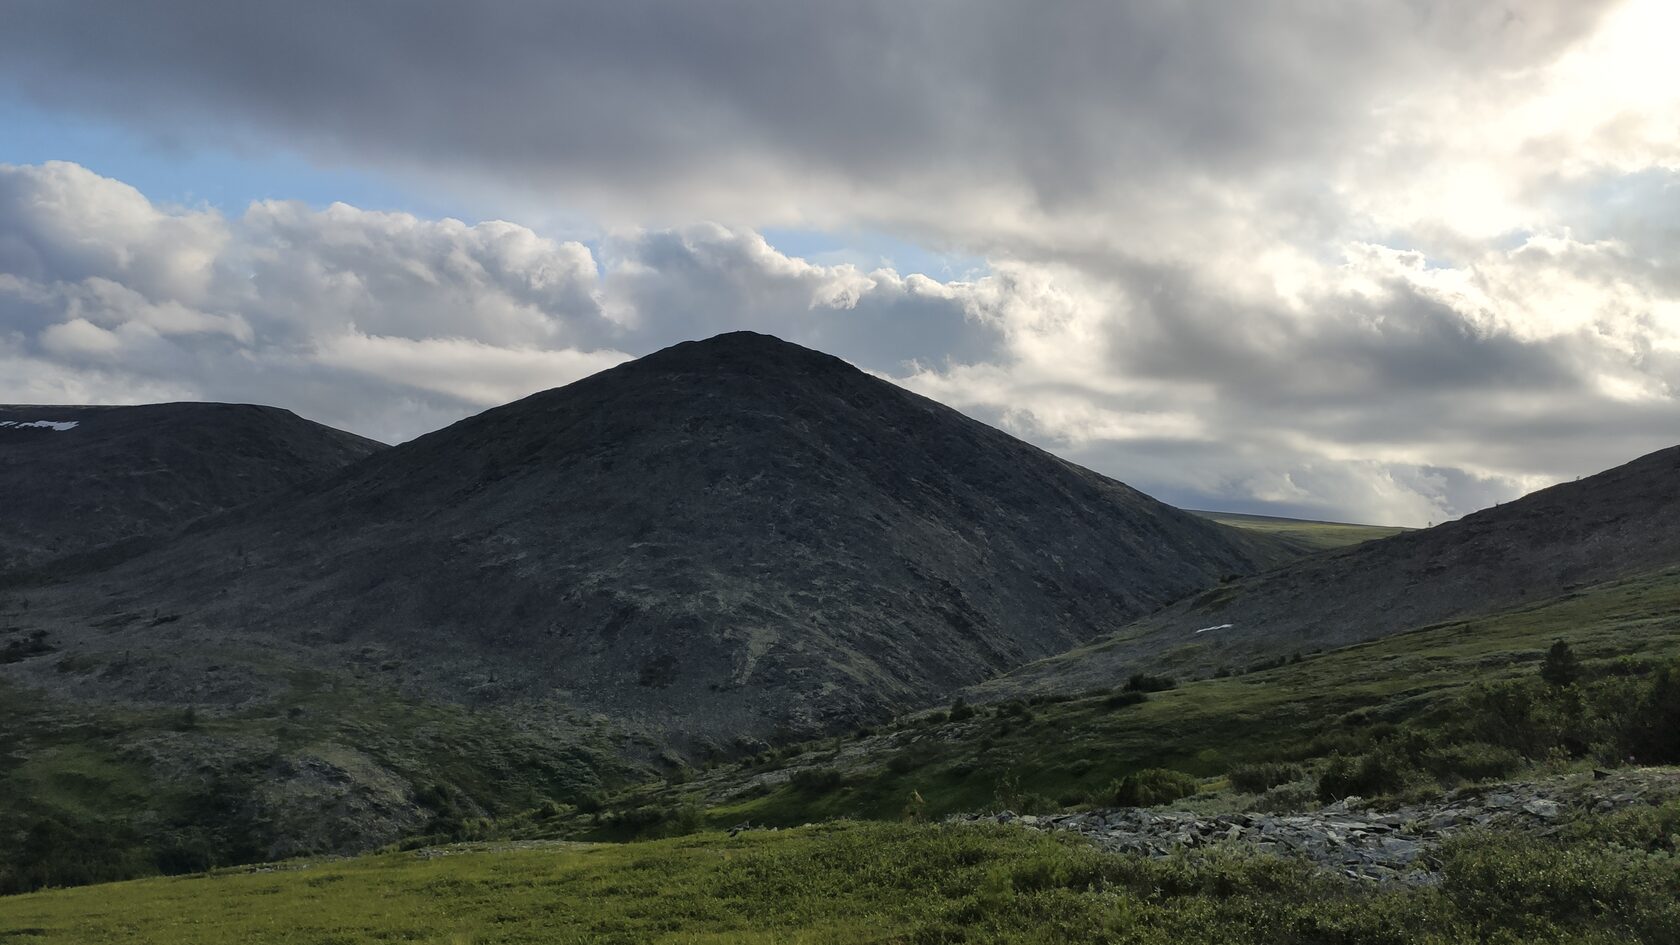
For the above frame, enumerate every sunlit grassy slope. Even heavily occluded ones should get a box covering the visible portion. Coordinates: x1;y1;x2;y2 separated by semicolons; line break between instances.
1192;510;1410;553
4;815;1678;944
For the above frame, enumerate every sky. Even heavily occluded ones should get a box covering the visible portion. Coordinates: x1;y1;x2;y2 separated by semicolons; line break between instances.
2;1;1677;526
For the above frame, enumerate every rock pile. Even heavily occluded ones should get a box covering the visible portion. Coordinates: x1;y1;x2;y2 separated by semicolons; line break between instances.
959;768;1676;885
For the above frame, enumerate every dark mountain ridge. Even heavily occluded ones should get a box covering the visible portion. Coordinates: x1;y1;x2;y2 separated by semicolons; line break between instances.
0;402;384;572
976;441;1680;698
11;332;1293;746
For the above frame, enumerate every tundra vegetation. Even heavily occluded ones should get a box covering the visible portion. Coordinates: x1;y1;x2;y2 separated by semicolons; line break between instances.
6;567;1679;942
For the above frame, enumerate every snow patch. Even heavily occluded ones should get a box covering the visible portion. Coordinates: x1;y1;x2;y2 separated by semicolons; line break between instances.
0;420;79;431
1194;623;1233;634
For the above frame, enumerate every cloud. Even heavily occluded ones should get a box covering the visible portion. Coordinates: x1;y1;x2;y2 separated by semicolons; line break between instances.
0;163;998;444
6;159;1680;524
0;1;1626;242
0;162;624;441
38;317;122;358
890;230;1680;525
599;224;1000;367
312;332;630;407
2;2;1678;525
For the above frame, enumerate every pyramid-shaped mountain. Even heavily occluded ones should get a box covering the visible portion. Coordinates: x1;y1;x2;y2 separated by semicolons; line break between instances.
17;333;1292;744
0;402;383;573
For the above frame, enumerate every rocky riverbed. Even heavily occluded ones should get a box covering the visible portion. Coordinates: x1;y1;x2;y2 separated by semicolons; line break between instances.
958;767;1678;884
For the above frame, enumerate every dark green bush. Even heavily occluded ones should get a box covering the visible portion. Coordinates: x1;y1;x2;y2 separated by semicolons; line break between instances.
1540;639;1582;687
1226;761;1302;794
1103;690;1147;709
1123;672;1178;693
789;767;844;794
998;701;1033;719
1316;745;1416;800
1109;768;1199;807
1419;742;1523;783
1628;661;1680;764
948;698;977;722
0;815;152;893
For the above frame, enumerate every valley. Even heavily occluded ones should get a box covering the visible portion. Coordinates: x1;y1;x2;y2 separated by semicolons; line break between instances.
2;335;1678;944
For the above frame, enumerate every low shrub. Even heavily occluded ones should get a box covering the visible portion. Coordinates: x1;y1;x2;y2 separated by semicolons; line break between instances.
1250;780;1317;813
1419;742;1523;783
1226;761;1303;794
1123;673;1178;693
997;701;1033;720
1438;830;1680;941
1103;690;1147;709
789;767;844;794
1316;746;1416;801
1109;768;1199;807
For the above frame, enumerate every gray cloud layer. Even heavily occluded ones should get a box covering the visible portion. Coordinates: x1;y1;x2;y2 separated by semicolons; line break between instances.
3;2;1678;525
0;1;1616;235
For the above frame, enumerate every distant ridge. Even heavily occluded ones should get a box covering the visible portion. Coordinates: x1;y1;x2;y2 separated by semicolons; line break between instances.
0;402;384;572
979;443;1680;698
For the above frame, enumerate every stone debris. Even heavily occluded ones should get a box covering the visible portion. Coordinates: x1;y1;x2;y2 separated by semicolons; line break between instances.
957;768;1677;885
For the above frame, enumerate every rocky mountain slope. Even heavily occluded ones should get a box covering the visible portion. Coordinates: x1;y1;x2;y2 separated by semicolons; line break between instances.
978;442;1680;698
7;332;1293;747
0;403;384;572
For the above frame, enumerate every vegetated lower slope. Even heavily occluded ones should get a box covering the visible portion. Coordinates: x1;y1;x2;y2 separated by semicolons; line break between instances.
10;332;1293;750
0;660;635;894
981;443;1680;698
9;578;1680;942
558;564;1680;835
1189;510;1409;554
0;403;384;572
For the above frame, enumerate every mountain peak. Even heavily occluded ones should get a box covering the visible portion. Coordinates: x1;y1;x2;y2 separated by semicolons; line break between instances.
629;330;856;379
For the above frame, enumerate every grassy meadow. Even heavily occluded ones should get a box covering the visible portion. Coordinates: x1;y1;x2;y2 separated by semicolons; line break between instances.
4;812;1679;944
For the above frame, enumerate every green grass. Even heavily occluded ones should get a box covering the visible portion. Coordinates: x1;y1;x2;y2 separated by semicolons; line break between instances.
1193;510;1410;552
3;815;1676;944
583;566;1680;831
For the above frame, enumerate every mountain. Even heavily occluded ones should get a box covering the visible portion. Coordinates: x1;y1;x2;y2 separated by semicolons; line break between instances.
8;332;1293;747
976;443;1680;698
0;403;384;572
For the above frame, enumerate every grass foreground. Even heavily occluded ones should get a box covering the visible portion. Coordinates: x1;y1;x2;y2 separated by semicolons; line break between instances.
3;811;1678;945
